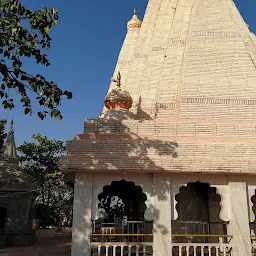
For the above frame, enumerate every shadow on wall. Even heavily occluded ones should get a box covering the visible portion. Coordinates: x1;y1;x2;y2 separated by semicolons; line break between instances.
62;114;179;249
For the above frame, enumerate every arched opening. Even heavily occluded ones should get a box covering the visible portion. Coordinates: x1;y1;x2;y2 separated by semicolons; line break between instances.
172;182;228;243
98;180;147;222
92;180;153;242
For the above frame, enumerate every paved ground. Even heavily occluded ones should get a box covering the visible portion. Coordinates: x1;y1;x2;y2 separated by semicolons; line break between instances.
0;233;71;256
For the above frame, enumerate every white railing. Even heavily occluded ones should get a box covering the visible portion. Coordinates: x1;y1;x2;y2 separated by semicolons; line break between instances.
90;242;153;256
91;242;233;256
251;235;256;255
252;245;256;256
90;234;233;255
172;243;232;256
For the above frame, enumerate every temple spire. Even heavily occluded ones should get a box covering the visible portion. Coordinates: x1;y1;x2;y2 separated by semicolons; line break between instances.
4;119;18;159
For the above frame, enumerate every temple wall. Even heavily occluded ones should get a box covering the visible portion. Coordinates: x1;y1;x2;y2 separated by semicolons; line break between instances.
59;117;256;174
1;197;32;233
71;172;255;255
73;172;256;230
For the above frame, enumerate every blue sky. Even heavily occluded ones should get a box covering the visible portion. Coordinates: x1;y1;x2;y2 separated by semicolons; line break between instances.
2;0;256;146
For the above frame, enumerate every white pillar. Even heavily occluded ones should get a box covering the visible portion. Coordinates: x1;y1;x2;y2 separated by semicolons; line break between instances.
170;184;185;220
153;174;172;256
248;185;256;223
228;180;251;256
72;172;92;256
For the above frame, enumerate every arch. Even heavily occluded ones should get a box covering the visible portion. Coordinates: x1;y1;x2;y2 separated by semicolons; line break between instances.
174;181;222;222
171;181;230;222
172;181;228;243
98;179;147;221
92;176;154;221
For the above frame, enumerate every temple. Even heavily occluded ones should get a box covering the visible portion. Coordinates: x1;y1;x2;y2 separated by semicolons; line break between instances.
59;0;256;255
0;121;35;247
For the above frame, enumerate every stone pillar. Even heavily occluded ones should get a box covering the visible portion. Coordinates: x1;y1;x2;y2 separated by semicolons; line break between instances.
170;184;184;220
248;185;256;223
228;180;251;256
153;174;172;256
72;172;92;256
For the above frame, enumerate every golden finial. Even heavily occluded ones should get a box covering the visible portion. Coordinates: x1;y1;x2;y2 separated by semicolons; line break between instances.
127;8;142;30
105;71;133;110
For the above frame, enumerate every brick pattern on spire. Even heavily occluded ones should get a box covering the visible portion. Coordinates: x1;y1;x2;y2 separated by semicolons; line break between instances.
60;1;256;175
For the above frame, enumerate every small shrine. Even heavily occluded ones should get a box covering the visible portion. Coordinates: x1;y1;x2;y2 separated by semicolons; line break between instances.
0;121;35;247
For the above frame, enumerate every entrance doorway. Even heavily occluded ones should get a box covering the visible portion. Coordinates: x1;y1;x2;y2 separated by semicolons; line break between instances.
0;207;7;232
93;180;152;242
172;182;227;243
98;180;147;222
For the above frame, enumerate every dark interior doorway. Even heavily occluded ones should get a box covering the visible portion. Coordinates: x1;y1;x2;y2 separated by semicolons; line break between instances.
172;182;227;243
98;180;147;222
0;207;7;232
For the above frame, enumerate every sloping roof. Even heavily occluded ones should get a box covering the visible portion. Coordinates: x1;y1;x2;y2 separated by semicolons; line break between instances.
0;121;35;192
0;158;35;191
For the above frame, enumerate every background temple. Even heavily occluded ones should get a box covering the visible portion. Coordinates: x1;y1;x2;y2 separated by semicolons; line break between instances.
60;0;256;255
0;121;35;248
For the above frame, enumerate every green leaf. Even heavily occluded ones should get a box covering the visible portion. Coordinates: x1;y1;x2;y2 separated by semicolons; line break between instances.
17;134;72;228
44;26;50;34
0;3;71;119
55;114;62;120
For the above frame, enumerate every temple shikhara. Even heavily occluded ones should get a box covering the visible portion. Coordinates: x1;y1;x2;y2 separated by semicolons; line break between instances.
59;0;256;255
0;121;35;247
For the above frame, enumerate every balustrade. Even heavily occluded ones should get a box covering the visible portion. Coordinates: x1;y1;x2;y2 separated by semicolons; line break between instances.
91;242;153;256
90;234;233;256
251;234;256;256
172;243;232;256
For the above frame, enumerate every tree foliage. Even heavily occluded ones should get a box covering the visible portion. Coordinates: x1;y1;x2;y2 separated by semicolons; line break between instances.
99;196;125;222
0;0;72;120
18;134;73;227
0;119;6;153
